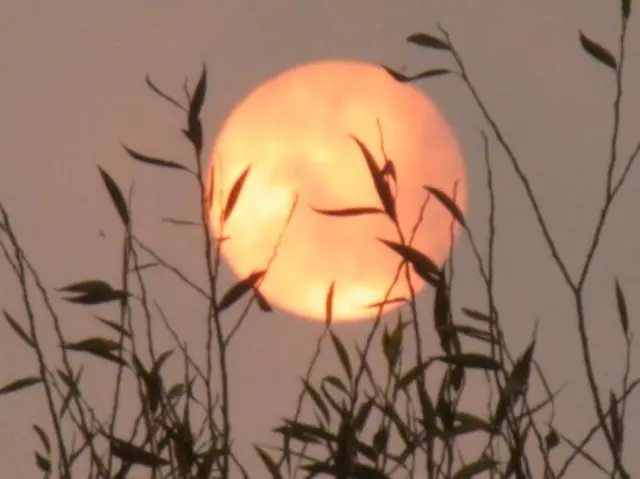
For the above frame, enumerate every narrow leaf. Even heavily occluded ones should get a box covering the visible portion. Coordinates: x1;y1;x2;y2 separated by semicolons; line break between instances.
330;332;353;380
3;310;35;348
462;307;495;323
311;206;385;217
93;315;132;339
0;376;41;396
610;390;623;455
383;66;451;83
434;353;501;371
614;279;629;337
123;145;188;171
35;451;51;474
407;33;450;50
622;0;631;19
325;281;335;327
379;239;441;285
110;437;169;467
302;379;330;423
98;166;129;226
218;270;265;311
452;457;498;479
579;32;617;70
222;165;251;223
424;185;466;227
33;425;51;454
494;340;536;426
253;287;273;312
63;337;127;367
189;64;207;124
255;446;284;479
145;75;186;111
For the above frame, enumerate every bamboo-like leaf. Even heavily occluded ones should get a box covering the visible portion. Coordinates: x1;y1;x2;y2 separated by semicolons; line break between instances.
353;397;374;432
123;145;187;171
395;360;434;392
311;206;385;217
614;279;629;337
218;270;265;311
424;185;466;227
494;340;536;426
453;412;499;436
579;32;617;70
452;456;498;479
379;239;441;285
610;390;623;455
222;165;251;223
325;281;335;327
110;437;169;467
0;376;41;396
98;166;129;226
302;379;330;423
59;279;128;305
407;32;450;50
93;315;131;339
383;66;451;83
622;0;631;19
255;446;284;479
461;307;495;323
62;337;127;367
3;310;35;348
33;424;51;454
34;451;51;474
434;353;501;371
145;75;186;111
189;64;207;125
151;349;174;375
350;135;396;222
330;331;352;380
362;296;407;309
253;287;272;312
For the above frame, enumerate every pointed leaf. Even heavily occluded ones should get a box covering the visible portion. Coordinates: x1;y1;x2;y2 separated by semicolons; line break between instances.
424;185;466;227
110;437;169;467
579;32;617;70
330;331;353;380
3;310;35;348
494;340;536;426
253;287;273;312
33;425;51;454
452;457;498;479
0;376;41;396
383;66;451;83
434;353;501;371
311;206;385;217
461;307;495;323
350;136;396;222
146;75;186;111
395;360;434;392
325;281;335;327
407;32;450;50
222;165;251;223
98;167;129;226
610;390;623;455
302;379;330;423
123;145;188;171
34;451;51;474
93;315;131;339
622;0;631;19
255;446;284;479
189;64;207;124
218;270;265;311
63;337;127;367
614;279;629;337
379;239;441;285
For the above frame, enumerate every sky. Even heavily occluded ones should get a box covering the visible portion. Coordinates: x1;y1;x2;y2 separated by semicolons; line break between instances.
1;1;639;477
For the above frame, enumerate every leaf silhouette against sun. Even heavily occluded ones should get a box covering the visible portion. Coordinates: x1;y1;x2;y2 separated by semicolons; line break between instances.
98;166;129;226
349;135;397;223
382;66;451;83
424;185;466;228
217;270;265;311
378;239;442;286
222;165;251;223
579;31;617;70
311;206;385;217
123;145;188;171
253;287;273;312
407;32;450;50
325;281;335;327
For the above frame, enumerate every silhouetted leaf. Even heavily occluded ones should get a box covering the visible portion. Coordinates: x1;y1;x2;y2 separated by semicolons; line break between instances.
350;135;396;222
151;350;174;375
58;367;82;417
353;397;374;432
33;425;51;454
622;0;631;19
222;165;251;223
255;446;283;479
461;307;494;323
439;323;496;344
325;281;335;327
98;166;129;226
610;390;623;455
382;319;407;369
146;75;186;111
452;412;499;436
34;451;51;474
3;310;35;348
162;217;200;226
494;339;536;426
253;287;272;312
434;281;459;355
0;376;41;396
545;428;560;451
311;206;385;217
395;360;434;392
123;145;188;171
434;353;501;371
379;239;441;285
110;437;169;467
62;337;127;367
189;64;207;125
424;185;466;227
93;315;132;339
218;270;265;311
614;279;629;337
362;296;407;310
407;32;450;50
167;383;186;402
383;66;451;83
59;279;128;305
330;331;352;380
452;456;497;478
302;379;330;423
579;32;617;70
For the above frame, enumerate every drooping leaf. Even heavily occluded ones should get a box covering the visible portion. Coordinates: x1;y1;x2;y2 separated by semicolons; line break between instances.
579;32;617;70
93;315;132;339
3;310;35;348
350;135;396;222
110;437;169;467
424;185;466;227
33;424;51;454
330;331;353;380
59;279;128;305
494;339;536;426
123;145;188;171
407;32;450;50
452;456;498;479
255;446;284;479
222;165;251;223
379;239;441;285
62;337;127;367
325;281;335;327
253;287;272;312
0;376;41;396
383;66;451;83
34;451;51;474
434;353;501;371
145;75;186;111
302;379;330;423
98;166;130;226
218;270;265;311
622;0;631;19
614;279;629;337
311;206;385;217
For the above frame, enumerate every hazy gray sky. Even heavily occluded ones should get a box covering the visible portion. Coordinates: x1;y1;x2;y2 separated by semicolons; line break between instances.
1;1;639;477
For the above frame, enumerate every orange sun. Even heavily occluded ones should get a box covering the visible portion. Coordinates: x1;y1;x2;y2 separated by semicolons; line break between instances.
207;59;467;322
